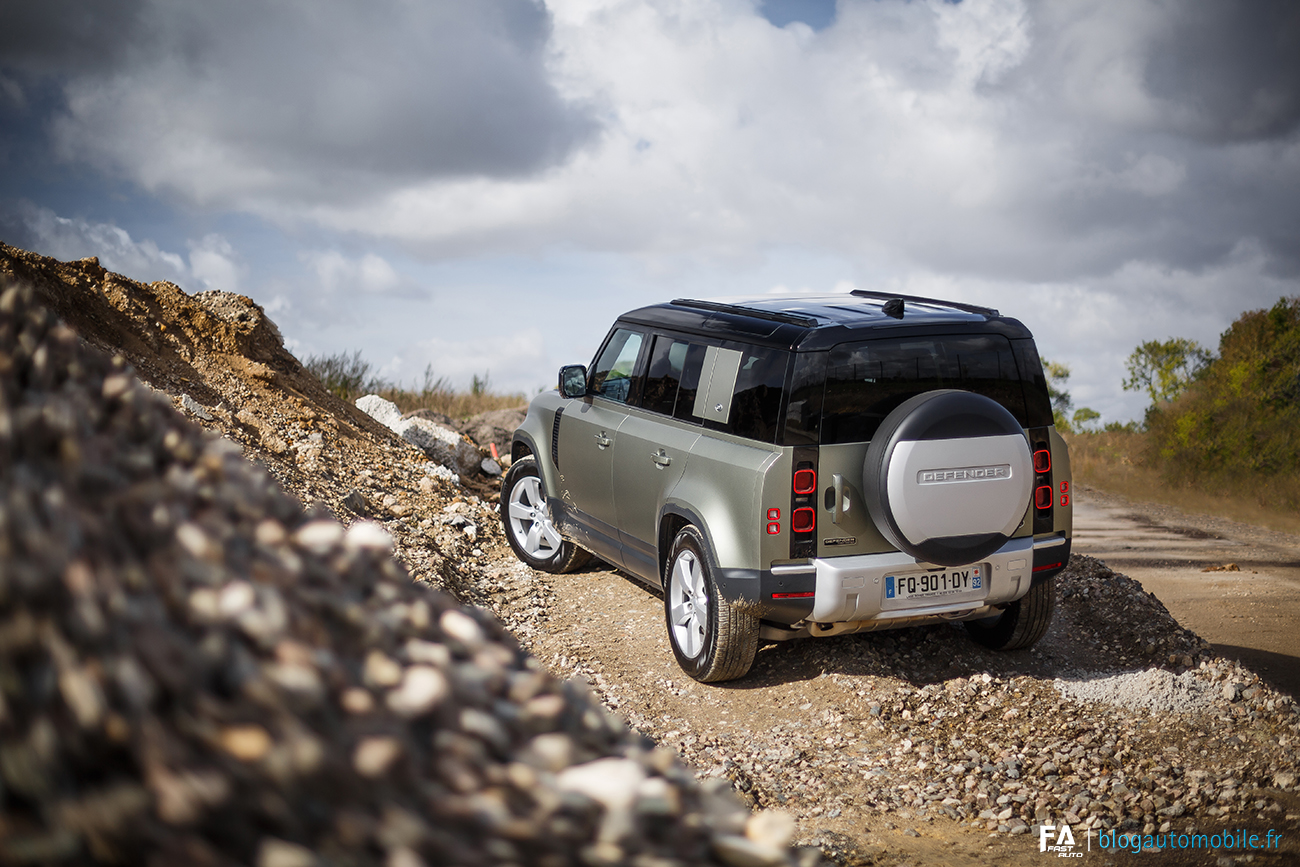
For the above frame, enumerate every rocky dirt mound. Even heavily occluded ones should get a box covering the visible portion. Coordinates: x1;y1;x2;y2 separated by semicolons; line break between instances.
0;269;813;865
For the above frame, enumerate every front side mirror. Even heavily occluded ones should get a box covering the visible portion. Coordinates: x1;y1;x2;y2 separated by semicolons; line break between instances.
559;364;588;398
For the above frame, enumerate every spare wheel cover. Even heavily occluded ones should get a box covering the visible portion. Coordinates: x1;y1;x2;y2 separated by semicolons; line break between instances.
862;390;1032;567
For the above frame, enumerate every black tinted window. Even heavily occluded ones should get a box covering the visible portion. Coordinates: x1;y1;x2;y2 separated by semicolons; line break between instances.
781;352;826;445
672;343;709;422
642;336;689;415
820;335;1027;444
1013;339;1054;428
729;348;789;443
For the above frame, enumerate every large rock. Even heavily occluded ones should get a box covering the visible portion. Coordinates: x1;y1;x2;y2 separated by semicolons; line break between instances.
355;394;481;477
459;407;527;458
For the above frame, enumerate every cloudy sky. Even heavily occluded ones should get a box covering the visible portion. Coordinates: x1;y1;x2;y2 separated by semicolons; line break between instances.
2;0;1297;424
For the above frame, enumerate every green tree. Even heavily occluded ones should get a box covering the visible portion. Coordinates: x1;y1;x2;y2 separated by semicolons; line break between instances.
1041;360;1100;433
1071;407;1101;432
1143;297;1300;508
1122;338;1213;408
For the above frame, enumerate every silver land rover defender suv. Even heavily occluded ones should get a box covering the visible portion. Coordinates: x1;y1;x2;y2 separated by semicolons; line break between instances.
501;292;1072;682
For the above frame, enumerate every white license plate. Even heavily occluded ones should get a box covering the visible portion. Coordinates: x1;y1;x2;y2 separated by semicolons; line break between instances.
885;565;983;601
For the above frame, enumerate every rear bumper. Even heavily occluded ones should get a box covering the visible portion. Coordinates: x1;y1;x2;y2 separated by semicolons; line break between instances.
716;534;1071;627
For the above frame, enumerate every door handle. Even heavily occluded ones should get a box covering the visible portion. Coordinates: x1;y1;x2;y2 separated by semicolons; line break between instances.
595;432;611;448
831;473;850;524
651;449;671;468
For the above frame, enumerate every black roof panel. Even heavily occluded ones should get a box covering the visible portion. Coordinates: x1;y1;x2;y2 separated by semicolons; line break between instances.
615;293;1033;350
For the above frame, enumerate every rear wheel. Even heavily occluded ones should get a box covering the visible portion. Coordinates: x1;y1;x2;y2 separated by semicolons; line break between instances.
965;575;1055;650
501;456;591;573
664;526;758;683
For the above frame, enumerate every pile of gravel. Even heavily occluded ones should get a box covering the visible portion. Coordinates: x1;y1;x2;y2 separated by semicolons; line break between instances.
0;283;814;866
1054;669;1218;715
1054;555;1210;669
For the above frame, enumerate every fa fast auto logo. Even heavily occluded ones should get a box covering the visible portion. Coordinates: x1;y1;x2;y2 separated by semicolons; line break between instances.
1040;823;1081;858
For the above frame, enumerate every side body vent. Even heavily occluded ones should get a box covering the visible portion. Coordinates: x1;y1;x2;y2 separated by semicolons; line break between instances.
551;407;565;468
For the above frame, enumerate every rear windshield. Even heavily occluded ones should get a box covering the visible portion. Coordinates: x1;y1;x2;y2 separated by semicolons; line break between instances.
782;334;1034;445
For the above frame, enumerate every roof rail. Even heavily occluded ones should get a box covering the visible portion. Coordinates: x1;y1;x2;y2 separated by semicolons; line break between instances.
670;298;818;328
849;289;999;317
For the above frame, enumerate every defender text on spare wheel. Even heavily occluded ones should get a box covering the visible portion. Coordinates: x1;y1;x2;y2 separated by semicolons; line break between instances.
504;291;1072;681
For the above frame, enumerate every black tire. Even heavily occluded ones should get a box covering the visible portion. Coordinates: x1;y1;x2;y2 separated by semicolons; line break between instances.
500;456;591;574
663;526;759;683
965;575;1055;650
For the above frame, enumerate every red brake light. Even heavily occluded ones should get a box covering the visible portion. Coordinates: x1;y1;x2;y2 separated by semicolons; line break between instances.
767;507;781;521
1035;485;1053;510
766;522;781;535
791;507;816;533
793;469;817;495
1033;449;1051;474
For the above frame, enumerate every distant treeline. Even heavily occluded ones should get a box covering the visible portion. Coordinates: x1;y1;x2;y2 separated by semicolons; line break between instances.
1070;296;1300;515
1145;296;1300;510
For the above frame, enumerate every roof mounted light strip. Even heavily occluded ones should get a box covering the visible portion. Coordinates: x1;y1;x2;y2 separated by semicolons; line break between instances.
849;289;999;317
670;298;818;328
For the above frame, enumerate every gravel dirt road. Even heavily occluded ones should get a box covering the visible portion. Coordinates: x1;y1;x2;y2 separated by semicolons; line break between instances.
491;485;1300;866
1073;487;1300;700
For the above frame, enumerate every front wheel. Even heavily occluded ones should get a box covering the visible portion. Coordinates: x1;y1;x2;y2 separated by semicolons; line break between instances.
965;575;1055;650
663;526;758;683
500;456;590;573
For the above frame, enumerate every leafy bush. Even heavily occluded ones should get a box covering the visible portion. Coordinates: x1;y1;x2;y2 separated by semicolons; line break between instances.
1143;297;1300;511
304;350;379;400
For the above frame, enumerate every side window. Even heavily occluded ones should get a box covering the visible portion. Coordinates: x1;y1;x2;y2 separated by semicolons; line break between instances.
590;328;645;404
1013;339;1054;428
781;352;826;445
729;349;790;443
672;343;710;422
642;336;690;415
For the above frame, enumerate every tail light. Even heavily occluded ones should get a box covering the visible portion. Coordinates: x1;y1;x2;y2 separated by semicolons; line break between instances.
1032;437;1055;535
787;448;819;559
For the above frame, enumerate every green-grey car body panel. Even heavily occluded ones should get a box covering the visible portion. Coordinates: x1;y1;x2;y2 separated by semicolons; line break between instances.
508;291;1073;639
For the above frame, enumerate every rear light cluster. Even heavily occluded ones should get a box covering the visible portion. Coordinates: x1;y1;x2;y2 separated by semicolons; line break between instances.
778;447;820;559
792;466;817;531
769;471;818;534
1031;440;1069;535
1033;448;1052;512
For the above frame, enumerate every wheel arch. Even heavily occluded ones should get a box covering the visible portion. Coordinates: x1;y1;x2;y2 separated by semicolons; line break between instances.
510;432;537;464
657;503;714;590
511;429;559;500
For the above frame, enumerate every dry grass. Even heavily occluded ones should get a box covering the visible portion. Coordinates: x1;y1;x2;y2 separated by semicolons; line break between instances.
369;383;528;419
1065;431;1300;536
302;351;530;420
